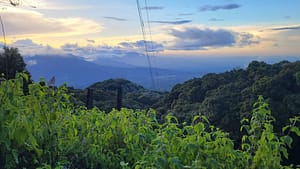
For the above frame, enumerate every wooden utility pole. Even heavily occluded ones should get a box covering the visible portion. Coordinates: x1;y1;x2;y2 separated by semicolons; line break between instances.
86;88;93;110
116;85;123;111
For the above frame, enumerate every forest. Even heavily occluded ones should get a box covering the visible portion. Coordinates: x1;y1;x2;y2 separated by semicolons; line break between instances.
1;47;300;168
69;59;300;166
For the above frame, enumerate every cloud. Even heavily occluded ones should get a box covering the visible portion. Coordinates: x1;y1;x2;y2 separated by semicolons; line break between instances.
142;6;164;10
199;4;240;12
178;13;193;16
103;16;128;21
11;39;62;56
60;40;164;61
119;40;164;52
271;25;300;31
169;27;235;50
86;39;95;44
26;59;37;66
8;38;163;60
61;43;105;55
13;39;40;47
168;27;259;50
60;43;117;61
151;20;192;25
30;1;94;11
1;8;103;37
237;32;260;46
209;18;224;22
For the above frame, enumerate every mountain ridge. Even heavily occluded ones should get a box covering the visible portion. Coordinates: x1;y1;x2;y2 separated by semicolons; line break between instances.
25;54;199;91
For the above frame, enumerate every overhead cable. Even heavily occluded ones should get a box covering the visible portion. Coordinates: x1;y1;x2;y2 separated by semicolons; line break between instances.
136;0;156;89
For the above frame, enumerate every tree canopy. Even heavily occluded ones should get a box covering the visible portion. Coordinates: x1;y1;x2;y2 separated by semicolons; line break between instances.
154;60;300;164
69;78;166;112
0;47;28;80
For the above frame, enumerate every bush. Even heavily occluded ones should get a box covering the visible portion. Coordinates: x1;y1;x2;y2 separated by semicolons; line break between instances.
0;74;299;168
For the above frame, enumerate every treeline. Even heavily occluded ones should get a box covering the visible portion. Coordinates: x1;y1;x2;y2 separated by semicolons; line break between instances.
154;60;300;164
70;61;300;138
68;59;300;165
68;79;165;112
0;75;300;168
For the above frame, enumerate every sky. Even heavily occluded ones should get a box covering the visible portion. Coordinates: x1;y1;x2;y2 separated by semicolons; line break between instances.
0;0;300;60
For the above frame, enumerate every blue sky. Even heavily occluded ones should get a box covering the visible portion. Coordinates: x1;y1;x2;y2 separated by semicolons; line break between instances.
1;0;300;59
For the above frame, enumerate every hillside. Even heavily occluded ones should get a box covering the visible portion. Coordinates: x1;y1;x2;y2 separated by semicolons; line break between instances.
69;60;300;131
2;75;299;168
69;78;166;112
25;55;198;90
154;60;300;164
67;60;300;164
156;61;300;121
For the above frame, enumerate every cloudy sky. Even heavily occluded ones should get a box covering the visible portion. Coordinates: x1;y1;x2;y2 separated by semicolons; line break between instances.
1;0;300;59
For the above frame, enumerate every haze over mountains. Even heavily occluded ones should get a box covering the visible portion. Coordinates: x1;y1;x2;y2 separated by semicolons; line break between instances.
25;55;198;90
25;54;300;91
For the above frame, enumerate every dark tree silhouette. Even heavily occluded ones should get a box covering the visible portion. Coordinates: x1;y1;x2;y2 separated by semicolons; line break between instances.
0;47;32;94
0;47;27;80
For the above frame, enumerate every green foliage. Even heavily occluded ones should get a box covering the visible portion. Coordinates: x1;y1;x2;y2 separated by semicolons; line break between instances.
0;74;299;168
0;74;73;168
240;96;295;168
156;60;300;164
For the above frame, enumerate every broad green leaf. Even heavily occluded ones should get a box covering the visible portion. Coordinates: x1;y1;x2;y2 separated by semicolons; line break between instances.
192;115;200;124
282;125;290;133
281;147;289;159
290;127;300;136
280;136;293;148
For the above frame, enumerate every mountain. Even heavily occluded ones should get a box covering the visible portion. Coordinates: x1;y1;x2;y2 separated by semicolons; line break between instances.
156;60;300;130
25;55;199;91
93;52;148;68
154;60;300;164
24;54;300;91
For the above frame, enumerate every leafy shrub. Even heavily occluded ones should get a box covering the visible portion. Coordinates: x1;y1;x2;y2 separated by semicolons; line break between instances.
0;74;299;169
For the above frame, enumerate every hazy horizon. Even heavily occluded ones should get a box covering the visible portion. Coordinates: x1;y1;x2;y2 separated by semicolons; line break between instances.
1;0;299;90
0;0;299;61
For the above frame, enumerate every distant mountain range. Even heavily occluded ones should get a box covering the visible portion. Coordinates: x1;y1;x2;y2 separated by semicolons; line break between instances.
25;55;199;90
25;54;300;91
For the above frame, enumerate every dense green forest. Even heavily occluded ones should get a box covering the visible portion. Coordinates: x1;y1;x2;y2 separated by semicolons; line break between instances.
156;60;300;125
70;61;300;134
1;48;300;168
154;60;300;164
68;79;165;112
1;74;300;168
69;60;300;165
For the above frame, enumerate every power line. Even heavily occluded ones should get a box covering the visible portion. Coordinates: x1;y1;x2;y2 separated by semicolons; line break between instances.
0;0;19;6
144;0;154;51
9;0;20;6
0;15;6;47
0;0;36;9
136;0;156;89
144;0;160;88
0;15;8;80
0;0;36;46
0;0;35;80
